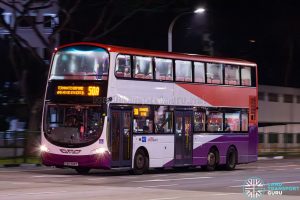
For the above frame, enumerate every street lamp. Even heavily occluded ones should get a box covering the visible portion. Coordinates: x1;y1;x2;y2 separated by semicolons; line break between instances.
168;7;206;52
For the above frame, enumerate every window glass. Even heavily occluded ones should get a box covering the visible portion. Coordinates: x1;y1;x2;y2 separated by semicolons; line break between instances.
259;133;264;143
155;58;173;81
284;134;293;143
224;112;240;132
268;93;278;102
297;96;300;104
17;16;36;27
284;94;293;103
133;56;153;79
44;16;53;28
224;65;240;85
194;62;205;83
50;45;109;80
241;113;248;131
241;66;251;86
133;106;153;133
194;111;205;132
258;92;265;100
207;111;223;132
2;13;12;26
175;60;192;82
206;63;223;84
268;133;278;143
44;105;104;146
116;54;131;78
154;106;173;133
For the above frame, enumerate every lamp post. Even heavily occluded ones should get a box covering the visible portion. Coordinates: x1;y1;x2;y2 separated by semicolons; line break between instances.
168;7;205;52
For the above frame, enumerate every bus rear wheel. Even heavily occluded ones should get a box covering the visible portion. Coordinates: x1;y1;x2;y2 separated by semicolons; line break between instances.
132;149;149;175
75;167;90;175
225;147;237;170
203;149;217;171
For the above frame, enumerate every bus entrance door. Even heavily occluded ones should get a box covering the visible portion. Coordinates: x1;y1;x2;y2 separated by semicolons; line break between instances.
174;111;193;166
110;109;132;167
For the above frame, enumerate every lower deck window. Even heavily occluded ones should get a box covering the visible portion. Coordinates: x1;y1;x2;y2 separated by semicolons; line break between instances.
154;106;173;133
224;112;240;132
207;111;223;132
194;111;205;132
241;113;248;131
133;106;153;133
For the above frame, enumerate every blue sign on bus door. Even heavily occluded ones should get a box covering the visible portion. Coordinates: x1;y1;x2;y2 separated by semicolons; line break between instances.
142;136;147;142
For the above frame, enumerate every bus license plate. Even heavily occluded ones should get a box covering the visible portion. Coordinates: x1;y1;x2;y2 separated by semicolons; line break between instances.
64;162;78;166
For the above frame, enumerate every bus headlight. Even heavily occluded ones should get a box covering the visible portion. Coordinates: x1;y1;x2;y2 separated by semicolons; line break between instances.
40;145;49;152
93;147;107;155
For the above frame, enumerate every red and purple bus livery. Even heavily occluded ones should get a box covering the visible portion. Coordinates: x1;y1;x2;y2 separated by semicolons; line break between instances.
41;43;258;174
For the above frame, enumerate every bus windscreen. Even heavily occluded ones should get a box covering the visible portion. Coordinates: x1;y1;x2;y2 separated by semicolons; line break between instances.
44;105;104;147
50;46;109;80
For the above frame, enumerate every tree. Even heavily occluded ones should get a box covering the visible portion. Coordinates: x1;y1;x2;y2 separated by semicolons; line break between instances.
0;0;82;129
0;0;81;157
0;0;177;129
0;0;177;156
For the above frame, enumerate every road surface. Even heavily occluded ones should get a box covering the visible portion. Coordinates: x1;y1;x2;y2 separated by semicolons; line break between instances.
0;158;299;200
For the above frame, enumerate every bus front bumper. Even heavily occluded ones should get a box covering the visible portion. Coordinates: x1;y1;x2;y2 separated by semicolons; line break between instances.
41;152;111;169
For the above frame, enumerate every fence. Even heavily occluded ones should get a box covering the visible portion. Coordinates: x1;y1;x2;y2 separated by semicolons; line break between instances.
258;132;300;156
0;131;40;164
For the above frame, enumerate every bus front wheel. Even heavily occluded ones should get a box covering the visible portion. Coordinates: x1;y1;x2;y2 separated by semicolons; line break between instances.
132;149;149;175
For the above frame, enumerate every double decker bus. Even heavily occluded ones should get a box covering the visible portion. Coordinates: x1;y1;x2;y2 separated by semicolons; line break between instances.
41;42;258;174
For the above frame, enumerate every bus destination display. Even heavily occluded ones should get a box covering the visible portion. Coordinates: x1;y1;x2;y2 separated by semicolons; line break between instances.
55;85;100;96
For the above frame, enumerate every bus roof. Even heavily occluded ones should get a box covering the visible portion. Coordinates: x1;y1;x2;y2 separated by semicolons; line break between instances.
57;42;257;67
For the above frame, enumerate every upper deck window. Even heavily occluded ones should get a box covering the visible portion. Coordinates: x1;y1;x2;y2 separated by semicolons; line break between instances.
133;56;153;79
207;63;223;84
224;64;240;85
175;60;192;82
154;58;173;81
241;66;252;86
50;46;109;80
194;62;205;83
116;54;131;78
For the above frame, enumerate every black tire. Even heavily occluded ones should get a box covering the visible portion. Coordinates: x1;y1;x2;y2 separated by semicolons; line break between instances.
225;147;237;170
132;149;149;175
202;149;217;171
75;167;90;175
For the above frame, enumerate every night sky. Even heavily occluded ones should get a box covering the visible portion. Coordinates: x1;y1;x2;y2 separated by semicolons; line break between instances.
60;0;300;88
2;0;300;88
